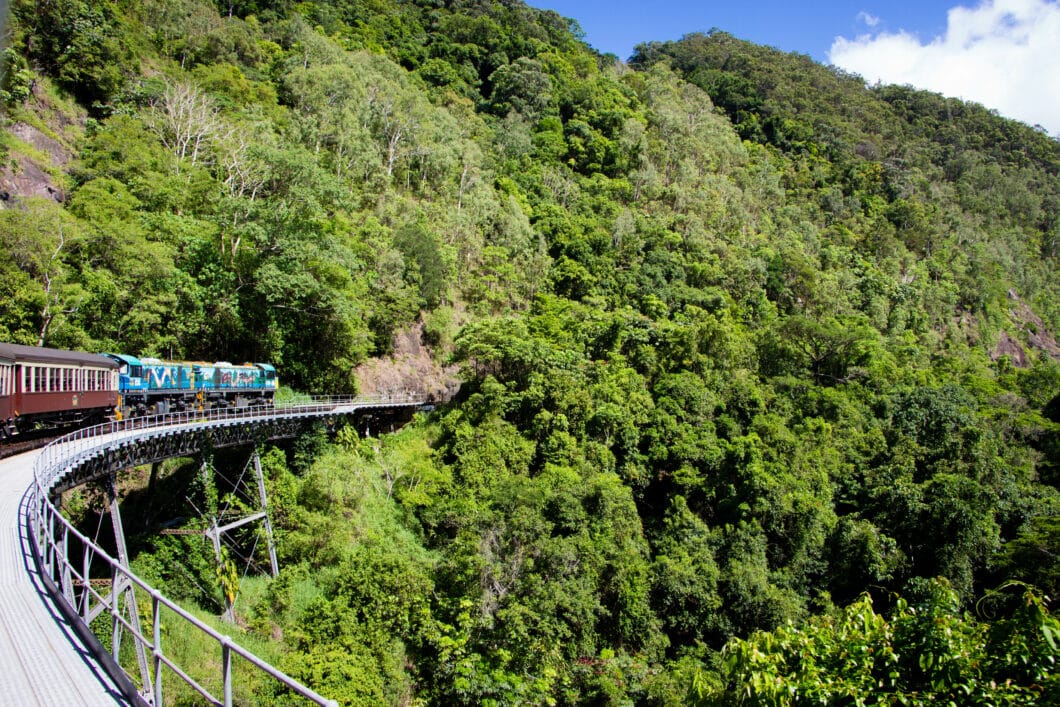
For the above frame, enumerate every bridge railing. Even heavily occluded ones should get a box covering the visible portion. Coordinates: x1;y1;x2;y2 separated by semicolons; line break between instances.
31;489;338;706
27;394;423;706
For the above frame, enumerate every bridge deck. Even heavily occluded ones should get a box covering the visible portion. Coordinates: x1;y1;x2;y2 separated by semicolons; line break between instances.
0;451;126;706
1;397;423;705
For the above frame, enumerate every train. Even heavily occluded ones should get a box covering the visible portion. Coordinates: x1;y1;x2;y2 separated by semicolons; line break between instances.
1;342;278;440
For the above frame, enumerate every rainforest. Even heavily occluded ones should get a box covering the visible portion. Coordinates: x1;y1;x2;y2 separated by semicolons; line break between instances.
2;0;1060;703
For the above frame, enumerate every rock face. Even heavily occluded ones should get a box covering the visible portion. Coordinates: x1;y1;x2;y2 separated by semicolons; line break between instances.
0;148;65;205
1;83;82;207
991;291;1060;367
354;321;461;402
993;331;1028;367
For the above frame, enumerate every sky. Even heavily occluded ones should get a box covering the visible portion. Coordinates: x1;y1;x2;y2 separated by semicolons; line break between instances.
528;0;1060;136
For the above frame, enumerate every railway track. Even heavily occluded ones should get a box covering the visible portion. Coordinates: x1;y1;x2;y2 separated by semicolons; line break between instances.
0;430;64;460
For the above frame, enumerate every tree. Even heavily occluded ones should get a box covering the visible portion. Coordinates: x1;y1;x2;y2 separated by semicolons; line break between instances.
150;78;223;171
0;199;78;345
487;57;554;121
702;580;1060;706
12;0;133;106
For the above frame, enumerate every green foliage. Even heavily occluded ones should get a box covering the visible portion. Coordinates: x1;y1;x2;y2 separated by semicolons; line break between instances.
8;1;1060;704
704;580;1060;705
12;0;137;107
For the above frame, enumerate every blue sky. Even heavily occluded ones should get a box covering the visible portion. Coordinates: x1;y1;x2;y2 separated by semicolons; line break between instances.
527;0;957;62
528;0;1060;135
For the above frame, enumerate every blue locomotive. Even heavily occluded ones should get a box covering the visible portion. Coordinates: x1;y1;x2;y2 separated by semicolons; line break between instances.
103;354;277;417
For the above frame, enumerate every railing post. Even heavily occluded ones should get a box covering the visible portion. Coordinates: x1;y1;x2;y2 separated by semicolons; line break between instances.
222;636;233;707
46;509;56;577
61;525;74;607
82;542;92;622
152;591;163;707
111;565;121;662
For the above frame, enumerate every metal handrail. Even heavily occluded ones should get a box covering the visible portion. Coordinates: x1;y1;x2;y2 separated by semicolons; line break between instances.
26;395;424;706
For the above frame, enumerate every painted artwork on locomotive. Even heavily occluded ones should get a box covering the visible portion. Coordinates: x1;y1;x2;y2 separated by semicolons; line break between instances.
104;354;278;416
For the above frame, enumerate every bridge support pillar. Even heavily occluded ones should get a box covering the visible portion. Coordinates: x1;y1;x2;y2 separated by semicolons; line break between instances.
200;449;279;624
106;473;153;699
252;449;280;578
205;519;235;623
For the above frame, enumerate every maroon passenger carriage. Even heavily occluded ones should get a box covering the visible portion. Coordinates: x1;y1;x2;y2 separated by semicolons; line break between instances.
0;342;119;439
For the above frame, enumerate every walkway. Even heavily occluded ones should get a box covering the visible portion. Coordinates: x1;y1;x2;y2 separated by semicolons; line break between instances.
0;450;125;705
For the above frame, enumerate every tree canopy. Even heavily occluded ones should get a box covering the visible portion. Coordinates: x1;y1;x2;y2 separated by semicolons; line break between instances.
3;1;1059;704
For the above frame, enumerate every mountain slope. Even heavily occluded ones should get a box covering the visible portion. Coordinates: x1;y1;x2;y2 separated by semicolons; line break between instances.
2;2;1059;704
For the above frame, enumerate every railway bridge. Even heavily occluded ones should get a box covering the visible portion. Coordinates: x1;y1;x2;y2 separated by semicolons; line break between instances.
0;396;424;706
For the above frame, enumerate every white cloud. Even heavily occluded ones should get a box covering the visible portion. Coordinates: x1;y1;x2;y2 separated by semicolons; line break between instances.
857;11;881;27
829;0;1060;136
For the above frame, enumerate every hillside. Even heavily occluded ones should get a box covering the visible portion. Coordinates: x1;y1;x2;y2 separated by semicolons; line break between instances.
2;1;1060;704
